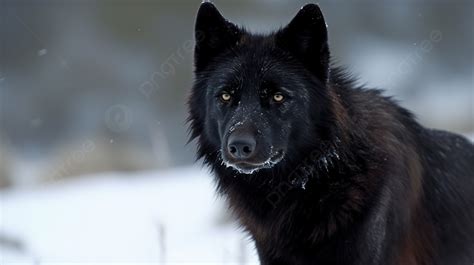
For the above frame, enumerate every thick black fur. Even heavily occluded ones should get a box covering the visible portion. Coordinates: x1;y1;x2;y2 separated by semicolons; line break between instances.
188;3;474;265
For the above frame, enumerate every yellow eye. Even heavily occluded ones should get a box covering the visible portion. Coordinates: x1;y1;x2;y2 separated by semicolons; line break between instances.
221;92;232;102
273;93;284;102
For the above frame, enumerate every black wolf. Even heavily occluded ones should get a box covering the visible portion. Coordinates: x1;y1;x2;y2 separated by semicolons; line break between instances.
188;3;474;264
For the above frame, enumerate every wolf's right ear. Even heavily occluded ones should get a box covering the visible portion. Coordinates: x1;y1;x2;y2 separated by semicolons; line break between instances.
194;2;241;71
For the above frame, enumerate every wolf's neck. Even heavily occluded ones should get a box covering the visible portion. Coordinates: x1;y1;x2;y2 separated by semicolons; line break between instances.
288;138;344;190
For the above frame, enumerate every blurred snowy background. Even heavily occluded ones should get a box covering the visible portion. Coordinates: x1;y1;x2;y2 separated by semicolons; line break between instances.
0;0;472;264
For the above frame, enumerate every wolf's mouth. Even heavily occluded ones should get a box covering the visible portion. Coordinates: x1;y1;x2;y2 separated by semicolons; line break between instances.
224;150;285;174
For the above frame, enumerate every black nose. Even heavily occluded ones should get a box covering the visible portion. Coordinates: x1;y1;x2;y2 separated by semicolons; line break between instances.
227;133;257;160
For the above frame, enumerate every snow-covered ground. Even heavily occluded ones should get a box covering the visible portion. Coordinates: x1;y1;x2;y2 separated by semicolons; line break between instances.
0;167;259;265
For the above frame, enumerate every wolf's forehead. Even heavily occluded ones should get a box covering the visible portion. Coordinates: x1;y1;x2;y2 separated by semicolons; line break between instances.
215;63;273;92
212;53;304;95
223;54;279;79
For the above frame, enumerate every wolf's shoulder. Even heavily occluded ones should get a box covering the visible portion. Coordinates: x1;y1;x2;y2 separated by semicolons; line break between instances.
420;128;474;155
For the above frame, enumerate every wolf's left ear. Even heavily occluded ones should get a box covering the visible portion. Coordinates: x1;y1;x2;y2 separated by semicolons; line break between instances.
276;4;330;83
194;2;241;71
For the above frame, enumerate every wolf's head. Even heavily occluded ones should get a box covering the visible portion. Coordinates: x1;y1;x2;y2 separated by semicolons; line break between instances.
189;3;336;174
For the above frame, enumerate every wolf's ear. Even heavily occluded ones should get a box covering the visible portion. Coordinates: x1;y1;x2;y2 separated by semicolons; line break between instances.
194;2;241;71
276;4;330;83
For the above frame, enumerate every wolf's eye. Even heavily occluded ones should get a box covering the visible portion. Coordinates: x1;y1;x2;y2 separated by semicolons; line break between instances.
220;92;232;102
273;93;284;103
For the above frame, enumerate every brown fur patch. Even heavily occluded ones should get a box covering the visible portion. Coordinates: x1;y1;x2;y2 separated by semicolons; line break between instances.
328;87;351;143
